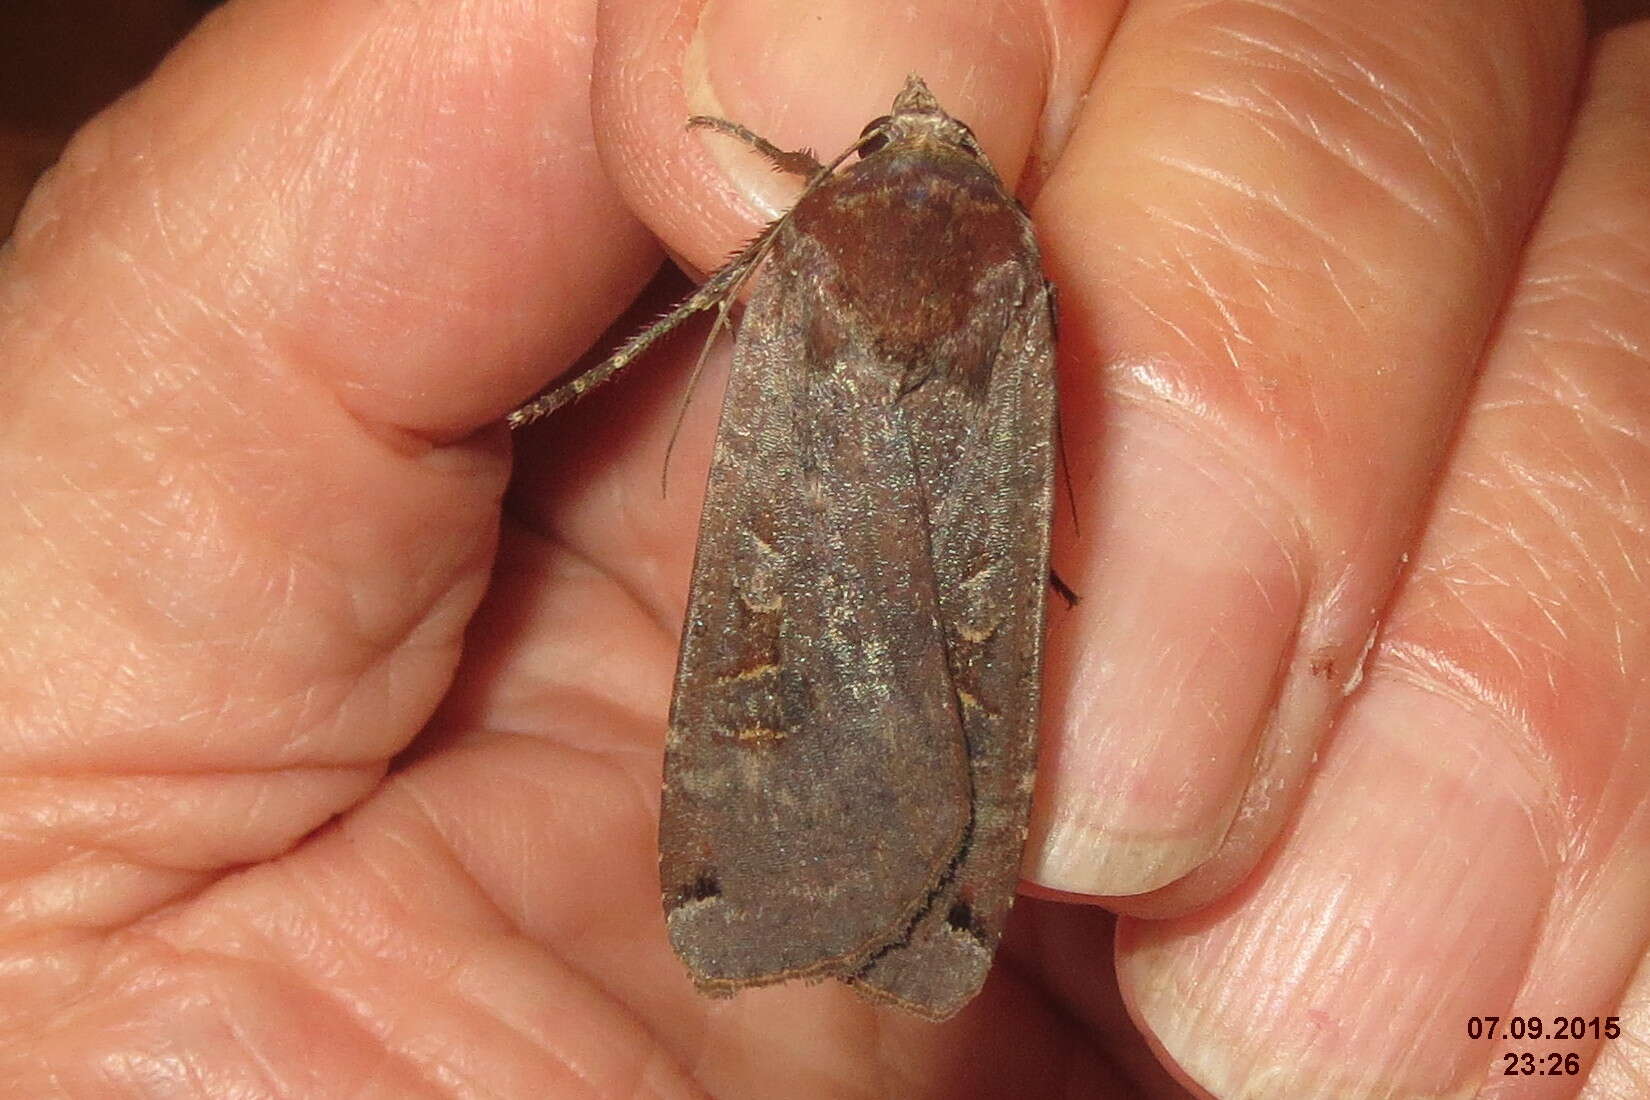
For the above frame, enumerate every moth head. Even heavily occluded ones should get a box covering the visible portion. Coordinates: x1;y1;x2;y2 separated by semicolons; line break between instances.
856;74;988;162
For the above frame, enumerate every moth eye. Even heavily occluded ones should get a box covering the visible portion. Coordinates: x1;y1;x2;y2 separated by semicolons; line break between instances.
857;115;893;157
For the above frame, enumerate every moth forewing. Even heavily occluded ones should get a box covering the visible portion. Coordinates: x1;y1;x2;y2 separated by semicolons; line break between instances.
657;78;1056;1019
657;250;976;985
849;273;1055;1018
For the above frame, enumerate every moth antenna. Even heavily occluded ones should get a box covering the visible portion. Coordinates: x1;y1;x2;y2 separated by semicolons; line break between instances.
659;290;743;498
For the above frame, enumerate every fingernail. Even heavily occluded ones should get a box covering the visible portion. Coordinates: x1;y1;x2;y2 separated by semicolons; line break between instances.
1028;404;1305;895
1121;681;1550;1097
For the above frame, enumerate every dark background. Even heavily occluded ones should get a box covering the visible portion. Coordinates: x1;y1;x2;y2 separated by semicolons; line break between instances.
0;1;221;234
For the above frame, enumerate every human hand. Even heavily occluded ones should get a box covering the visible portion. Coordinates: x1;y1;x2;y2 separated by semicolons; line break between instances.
4;1;1648;1097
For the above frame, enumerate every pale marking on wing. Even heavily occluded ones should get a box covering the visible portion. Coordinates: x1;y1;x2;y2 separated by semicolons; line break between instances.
716;662;781;685
738;532;785;612
739;589;784;614
729;725;787;744
956;560;1007;642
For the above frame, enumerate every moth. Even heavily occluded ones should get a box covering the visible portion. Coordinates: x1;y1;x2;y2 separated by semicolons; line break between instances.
511;75;1056;1020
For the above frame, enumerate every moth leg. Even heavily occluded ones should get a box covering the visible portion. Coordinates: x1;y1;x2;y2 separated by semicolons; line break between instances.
689;116;826;179
1050;569;1080;609
506;310;683;427
512;111;851;428
658;295;736;496
508;220;782;428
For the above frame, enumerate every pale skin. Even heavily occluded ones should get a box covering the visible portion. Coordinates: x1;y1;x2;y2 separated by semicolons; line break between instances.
3;1;1650;1097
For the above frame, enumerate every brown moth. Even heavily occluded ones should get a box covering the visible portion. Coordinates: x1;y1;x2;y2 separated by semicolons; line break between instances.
510;75;1056;1020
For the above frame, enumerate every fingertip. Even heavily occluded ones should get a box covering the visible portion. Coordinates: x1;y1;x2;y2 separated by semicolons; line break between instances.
594;0;1106;274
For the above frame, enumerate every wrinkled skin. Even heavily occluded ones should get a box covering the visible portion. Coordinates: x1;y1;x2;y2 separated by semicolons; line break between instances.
3;1;1649;1097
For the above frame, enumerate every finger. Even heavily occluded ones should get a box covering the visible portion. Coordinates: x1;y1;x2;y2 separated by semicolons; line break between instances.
0;0;654;936
1120;21;1650;1095
1024;0;1585;902
592;0;1116;273
1589;943;1650;1092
